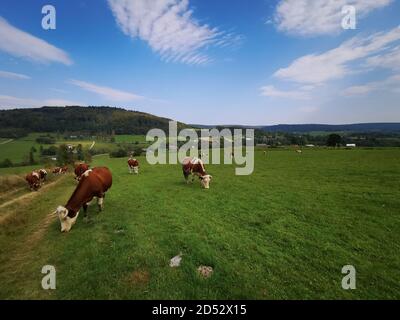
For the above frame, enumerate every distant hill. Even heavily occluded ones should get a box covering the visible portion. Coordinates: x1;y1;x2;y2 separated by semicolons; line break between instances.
260;123;400;133
0;106;185;137
191;123;400;133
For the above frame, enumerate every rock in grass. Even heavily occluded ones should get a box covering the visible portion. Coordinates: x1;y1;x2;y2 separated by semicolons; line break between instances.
197;266;213;278
170;253;182;267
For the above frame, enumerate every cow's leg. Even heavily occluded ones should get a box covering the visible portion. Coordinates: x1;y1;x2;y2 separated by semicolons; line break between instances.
97;196;104;212
82;203;90;222
183;171;190;184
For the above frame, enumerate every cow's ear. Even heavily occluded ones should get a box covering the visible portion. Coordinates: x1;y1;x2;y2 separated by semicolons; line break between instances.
209;175;213;180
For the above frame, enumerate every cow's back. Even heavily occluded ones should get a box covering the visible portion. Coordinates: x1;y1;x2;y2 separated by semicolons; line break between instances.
88;167;112;193
128;159;138;166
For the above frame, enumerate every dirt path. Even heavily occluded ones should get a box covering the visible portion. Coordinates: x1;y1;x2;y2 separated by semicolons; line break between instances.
0;187;25;202
0;139;13;145
0;175;68;224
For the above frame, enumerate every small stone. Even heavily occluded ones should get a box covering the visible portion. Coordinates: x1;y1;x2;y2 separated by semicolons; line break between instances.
170;253;182;267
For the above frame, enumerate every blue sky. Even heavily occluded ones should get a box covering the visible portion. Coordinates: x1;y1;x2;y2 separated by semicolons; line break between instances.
0;0;399;125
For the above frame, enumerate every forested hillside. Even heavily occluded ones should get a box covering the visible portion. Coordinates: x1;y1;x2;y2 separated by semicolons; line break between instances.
0;106;183;137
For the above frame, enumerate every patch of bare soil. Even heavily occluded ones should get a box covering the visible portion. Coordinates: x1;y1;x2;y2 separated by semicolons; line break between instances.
126;270;150;287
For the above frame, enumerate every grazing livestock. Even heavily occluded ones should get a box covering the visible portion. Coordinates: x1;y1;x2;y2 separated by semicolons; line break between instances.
61;165;69;174
53;167;112;232
296;150;302;154
38;169;47;182
128;158;139;174
74;163;90;181
53;167;62;175
25;171;41;191
182;157;212;189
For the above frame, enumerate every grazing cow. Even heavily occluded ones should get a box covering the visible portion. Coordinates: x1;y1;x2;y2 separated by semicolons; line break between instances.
25;171;41;191
53;167;112;232
38;169;48;182
74;163;90;181
296;149;302;154
61;165;69;174
182;157;212;189
53;167;62;174
128;158;139;174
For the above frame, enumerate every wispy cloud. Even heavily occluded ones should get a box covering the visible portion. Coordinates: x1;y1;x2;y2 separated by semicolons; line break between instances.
366;45;400;70
0;70;30;80
107;0;242;65
0;95;84;108
0;17;72;65
260;85;310;99
274;26;400;85
344;74;400;96
274;0;393;36
69;79;144;102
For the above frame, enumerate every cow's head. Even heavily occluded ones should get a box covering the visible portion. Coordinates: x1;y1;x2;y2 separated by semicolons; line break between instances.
54;206;79;232
199;175;212;189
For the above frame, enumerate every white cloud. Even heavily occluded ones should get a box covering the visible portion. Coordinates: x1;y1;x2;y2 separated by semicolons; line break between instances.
274;0;393;36
274;26;400;85
0;17;72;65
260;85;310;99
0;95;84;108
107;0;241;65
343;74;400;96
0;95;38;108
366;45;400;70
69;79;143;102
0;70;30;80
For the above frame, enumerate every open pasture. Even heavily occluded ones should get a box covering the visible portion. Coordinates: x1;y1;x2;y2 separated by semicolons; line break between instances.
0;148;399;299
0;134;42;163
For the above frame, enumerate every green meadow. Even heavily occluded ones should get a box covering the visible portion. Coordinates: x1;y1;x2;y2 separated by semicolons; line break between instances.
0;134;42;163
0;148;399;299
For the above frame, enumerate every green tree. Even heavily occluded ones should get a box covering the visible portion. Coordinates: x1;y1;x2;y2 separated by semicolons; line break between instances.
77;144;84;161
326;134;342;147
0;158;13;168
29;151;35;164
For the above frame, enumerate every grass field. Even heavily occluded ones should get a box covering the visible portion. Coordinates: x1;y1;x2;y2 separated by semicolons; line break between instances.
0;134;42;163
0;149;399;299
114;135;148;144
0;133;120;164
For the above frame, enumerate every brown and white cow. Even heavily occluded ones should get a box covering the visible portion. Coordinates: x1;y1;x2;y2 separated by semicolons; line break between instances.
26;171;41;191
61;165;69;174
74;163;90;181
53;167;62;174
128;158;139;174
38;169;47;182
53;167;112;232
182;157;212;189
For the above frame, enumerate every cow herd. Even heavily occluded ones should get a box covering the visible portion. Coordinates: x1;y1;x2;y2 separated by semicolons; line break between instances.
24;155;212;232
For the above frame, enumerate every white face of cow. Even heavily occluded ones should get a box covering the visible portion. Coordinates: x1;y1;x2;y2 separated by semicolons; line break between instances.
200;175;212;189
55;206;79;232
